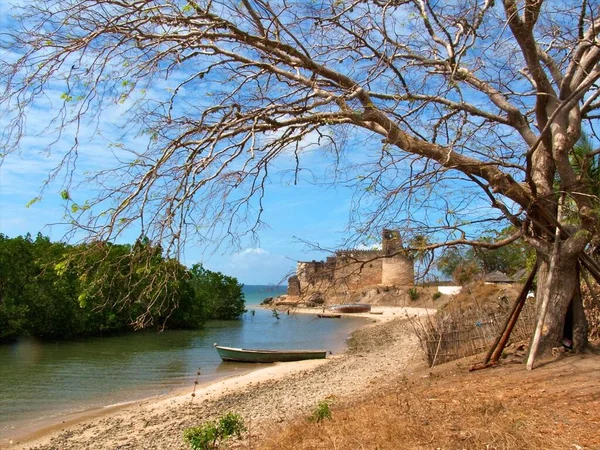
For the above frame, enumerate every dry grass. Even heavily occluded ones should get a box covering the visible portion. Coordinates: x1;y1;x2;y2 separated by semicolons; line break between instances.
260;352;600;450
441;282;522;313
256;284;600;449
408;283;535;367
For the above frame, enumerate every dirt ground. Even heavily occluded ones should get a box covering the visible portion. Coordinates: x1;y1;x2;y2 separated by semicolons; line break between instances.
264;347;600;449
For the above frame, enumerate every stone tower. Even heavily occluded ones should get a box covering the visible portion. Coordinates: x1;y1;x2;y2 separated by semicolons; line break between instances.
381;229;414;286
382;229;403;255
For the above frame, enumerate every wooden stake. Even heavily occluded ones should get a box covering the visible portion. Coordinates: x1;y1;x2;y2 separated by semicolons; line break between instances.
470;262;537;372
431;327;444;368
490;265;536;363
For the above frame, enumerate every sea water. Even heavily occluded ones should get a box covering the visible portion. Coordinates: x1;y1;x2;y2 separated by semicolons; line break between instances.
0;285;366;440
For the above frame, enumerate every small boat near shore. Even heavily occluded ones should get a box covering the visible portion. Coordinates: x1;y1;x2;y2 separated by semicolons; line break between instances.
317;313;342;318
330;303;372;313
214;344;327;363
369;311;384;315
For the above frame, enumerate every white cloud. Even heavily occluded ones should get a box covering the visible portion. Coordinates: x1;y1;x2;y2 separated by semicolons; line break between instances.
194;247;295;285
354;243;382;251
237;247;267;256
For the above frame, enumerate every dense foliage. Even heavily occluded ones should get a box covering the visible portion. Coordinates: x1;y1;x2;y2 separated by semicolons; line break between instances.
0;234;245;343
437;228;535;284
186;264;247;320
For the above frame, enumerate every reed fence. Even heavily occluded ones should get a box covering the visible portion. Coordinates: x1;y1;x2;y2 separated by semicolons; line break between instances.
410;300;536;367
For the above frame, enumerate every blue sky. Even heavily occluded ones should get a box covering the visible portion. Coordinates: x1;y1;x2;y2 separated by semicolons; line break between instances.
0;2;337;285
0;142;360;284
0;90;367;285
0;2;394;285
0;89;489;287
0;1;509;285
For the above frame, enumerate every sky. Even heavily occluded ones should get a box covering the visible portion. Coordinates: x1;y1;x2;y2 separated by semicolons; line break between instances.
0;1;504;285
0;88;364;285
0;141;360;285
0;2;401;286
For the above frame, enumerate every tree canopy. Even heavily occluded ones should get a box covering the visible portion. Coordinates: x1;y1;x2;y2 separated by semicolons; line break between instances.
437;227;534;283
0;234;245;343
3;0;600;358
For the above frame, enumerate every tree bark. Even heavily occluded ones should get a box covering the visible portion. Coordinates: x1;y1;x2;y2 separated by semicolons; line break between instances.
570;272;589;351
533;251;588;357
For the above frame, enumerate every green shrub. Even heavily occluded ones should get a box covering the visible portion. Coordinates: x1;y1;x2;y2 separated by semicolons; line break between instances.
309;400;333;423
186;264;246;321
408;287;420;301
432;291;442;300
184;412;245;450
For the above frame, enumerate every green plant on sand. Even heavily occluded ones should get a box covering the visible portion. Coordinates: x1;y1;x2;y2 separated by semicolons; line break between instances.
408;287;420;301
309;399;333;423
184;412;245;450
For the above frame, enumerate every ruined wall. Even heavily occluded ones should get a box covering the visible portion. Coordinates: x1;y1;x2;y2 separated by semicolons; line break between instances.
382;229;403;255
296;259;336;294
333;250;383;291
381;229;414;286
287;275;301;296
382;256;414;286
290;230;415;297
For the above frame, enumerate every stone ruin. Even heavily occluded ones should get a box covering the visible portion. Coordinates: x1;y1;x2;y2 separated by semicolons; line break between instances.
288;229;414;297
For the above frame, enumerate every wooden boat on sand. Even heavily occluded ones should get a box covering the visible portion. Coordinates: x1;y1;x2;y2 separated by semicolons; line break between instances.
214;344;327;363
369;311;384;315
317;313;342;318
330;303;372;313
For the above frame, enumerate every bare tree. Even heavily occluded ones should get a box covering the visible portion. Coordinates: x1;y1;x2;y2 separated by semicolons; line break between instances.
3;0;600;357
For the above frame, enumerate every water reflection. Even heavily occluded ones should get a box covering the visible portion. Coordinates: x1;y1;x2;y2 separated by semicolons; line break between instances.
0;307;366;438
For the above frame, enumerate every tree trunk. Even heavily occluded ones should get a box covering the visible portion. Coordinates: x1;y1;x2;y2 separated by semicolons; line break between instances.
533;251;588;356
570;272;589;351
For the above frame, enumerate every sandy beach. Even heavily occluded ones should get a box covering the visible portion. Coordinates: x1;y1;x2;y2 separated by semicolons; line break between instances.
7;306;432;449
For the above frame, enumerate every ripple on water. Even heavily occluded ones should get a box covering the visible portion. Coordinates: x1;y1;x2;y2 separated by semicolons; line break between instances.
0;306;368;438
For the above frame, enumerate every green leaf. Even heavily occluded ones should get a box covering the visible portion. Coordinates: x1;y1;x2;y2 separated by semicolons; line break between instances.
77;292;88;307
54;261;68;276
26;197;41;208
60;190;70;200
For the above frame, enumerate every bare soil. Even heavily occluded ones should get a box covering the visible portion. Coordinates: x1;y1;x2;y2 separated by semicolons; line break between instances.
264;347;600;450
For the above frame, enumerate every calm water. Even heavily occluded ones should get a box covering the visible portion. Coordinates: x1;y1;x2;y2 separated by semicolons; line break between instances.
0;285;366;439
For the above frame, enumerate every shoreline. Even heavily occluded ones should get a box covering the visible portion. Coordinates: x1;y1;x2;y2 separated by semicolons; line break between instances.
280;305;435;323
0;365;260;449
6;306;432;449
0;303;358;449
